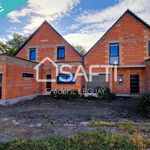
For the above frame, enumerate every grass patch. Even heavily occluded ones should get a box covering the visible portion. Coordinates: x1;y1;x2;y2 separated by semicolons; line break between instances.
0;130;148;150
43;123;53;133
44;123;53;130
89;119;134;132
116;119;134;132
130;132;146;149
90;120;134;132
90;120;114;127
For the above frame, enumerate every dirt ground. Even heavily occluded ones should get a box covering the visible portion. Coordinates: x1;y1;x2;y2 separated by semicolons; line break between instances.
0;96;149;143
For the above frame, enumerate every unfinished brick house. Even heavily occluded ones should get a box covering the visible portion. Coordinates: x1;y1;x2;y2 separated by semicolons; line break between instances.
0;21;82;104
15;21;83;93
0;9;150;104
84;10;150;95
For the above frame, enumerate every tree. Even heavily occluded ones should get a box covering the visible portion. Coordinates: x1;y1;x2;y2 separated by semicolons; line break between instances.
0;41;11;54
74;45;86;56
6;33;27;55
0;33;27;55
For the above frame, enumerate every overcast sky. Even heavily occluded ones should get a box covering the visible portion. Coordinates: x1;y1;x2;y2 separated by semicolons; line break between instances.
0;0;150;51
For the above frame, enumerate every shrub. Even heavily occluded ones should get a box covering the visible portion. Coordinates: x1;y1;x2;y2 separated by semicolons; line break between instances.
84;95;98;100
137;93;150;117
98;88;116;101
0;143;8;150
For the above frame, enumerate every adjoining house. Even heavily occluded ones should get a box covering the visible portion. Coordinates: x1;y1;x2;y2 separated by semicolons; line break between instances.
0;9;150;104
84;9;150;96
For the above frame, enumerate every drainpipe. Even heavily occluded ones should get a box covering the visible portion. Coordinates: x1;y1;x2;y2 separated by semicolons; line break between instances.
81;56;85;94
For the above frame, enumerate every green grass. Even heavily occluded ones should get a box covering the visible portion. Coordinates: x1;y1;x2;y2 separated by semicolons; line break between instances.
44;123;53;130
116;119;134;132
90;119;134;132
0;130;147;150
90;120;114;127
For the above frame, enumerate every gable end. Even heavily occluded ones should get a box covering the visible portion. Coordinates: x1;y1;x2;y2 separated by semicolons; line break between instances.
84;9;150;57
14;21;82;58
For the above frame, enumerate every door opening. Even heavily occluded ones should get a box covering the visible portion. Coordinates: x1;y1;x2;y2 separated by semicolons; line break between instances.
46;74;51;93
130;74;139;94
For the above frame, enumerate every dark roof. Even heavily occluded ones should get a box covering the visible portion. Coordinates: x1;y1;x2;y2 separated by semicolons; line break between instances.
14;20;82;58
127;9;150;29
84;9;150;57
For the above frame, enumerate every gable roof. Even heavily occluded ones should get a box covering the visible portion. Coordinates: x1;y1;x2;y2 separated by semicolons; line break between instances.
84;9;150;57
14;20;82;57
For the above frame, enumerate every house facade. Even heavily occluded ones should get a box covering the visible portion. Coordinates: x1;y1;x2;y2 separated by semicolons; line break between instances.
0;21;83;104
15;21;83;95
84;10;150;95
0;9;150;104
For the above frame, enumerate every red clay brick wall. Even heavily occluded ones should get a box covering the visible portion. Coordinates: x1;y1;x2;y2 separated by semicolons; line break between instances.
0;62;6;99
40;61;82;94
85;13;150;66
84;12;150;94
0;56;42;100
111;68;144;94
16;21;82;92
16;22;82;63
5;64;42;100
52;63;82;93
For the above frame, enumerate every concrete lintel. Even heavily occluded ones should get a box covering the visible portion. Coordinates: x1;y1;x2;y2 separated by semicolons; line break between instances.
117;65;146;68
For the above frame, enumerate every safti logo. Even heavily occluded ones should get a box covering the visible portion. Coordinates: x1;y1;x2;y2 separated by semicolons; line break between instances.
0;0;28;18
34;57;118;83
34;57;59;82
